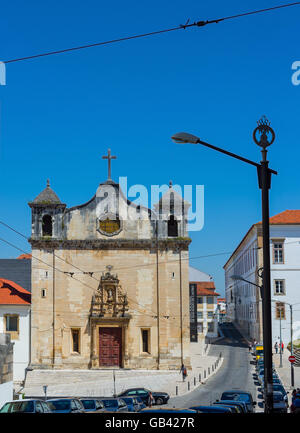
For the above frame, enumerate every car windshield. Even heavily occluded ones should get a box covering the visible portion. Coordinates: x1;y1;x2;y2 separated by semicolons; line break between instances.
50;400;71;410
81;400;95;409
102;400;118;408
0;401;35;413
222;393;251;403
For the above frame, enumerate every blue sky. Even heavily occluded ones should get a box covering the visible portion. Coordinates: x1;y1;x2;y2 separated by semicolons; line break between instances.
0;1;300;296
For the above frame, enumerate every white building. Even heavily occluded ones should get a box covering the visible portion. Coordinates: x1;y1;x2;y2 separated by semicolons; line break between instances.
224;210;300;346
189;266;220;340
0;278;31;383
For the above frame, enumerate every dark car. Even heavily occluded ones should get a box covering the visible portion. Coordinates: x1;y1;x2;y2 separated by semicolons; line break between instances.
118;388;169;406
47;398;85;413
141;408;197;413
213;401;245;413
100;398;128;412
121;397;141;412
263;392;287;413
80;399;105;412
0;399;53;413
135;396;146;410
189;405;232;413
220;390;257;413
261;384;289;407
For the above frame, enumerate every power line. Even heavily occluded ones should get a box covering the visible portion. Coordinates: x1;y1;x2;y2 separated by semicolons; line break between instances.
3;2;300;64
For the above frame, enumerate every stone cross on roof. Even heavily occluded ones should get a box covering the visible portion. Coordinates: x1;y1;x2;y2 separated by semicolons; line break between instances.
102;149;116;180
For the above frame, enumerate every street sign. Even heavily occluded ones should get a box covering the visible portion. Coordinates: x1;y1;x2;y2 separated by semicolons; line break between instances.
288;355;296;364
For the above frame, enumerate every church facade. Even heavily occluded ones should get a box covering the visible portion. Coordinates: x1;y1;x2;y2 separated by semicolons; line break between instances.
28;154;191;370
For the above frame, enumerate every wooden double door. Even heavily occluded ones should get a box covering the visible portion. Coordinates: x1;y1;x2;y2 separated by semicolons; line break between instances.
99;327;122;367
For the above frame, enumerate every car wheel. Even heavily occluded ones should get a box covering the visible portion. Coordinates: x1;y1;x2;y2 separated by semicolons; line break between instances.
156;398;164;405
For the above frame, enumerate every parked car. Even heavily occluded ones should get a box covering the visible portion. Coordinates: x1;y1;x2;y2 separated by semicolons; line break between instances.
100;398;128;412
135;396;146;410
261;384;289;407
141;408;197;413
121;397;141;412
220;390;256;413
214;400;247;413
118;388;169;405
0;399;53;413
80;399;105;412
189;405;232;413
263;392;287;413
212;402;241;413
258;371;279;385
47;398;85;413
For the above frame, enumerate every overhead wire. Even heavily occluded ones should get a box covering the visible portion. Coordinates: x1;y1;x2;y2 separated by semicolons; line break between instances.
2;2;300;64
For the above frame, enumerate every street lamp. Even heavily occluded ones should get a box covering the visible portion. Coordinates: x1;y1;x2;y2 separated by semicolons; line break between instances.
172;117;277;413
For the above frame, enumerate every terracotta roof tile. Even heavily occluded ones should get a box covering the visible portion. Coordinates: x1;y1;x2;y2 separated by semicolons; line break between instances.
0;279;31;305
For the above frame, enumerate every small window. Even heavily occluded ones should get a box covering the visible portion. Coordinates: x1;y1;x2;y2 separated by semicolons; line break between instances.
5;315;18;332
208;322;214;333
275;302;286;320
171;272;175;280
207;296;214;305
71;329;80;353
197;297;203;304
42;214;53;237
207;311;214;318
41;288;47;298
5;315;19;340
197;323;203;333
274;280;285;295
273;242;284;264
168;215;178;237
141;329;150;353
197;311;203;319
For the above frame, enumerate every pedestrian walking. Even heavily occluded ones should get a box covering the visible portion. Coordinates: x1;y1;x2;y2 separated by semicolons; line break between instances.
147;391;154;408
281;342;284;353
180;364;187;382
274;342;278;354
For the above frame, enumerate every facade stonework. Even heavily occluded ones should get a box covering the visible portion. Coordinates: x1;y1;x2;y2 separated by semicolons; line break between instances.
29;178;191;370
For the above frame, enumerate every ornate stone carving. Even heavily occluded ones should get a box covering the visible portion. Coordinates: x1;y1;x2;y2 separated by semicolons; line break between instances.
91;266;128;318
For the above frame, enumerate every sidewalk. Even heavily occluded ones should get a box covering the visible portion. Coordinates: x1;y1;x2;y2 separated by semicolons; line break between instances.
273;348;300;392
20;339;223;398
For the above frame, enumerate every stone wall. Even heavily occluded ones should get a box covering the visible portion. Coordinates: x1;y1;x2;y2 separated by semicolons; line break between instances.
0;333;14;384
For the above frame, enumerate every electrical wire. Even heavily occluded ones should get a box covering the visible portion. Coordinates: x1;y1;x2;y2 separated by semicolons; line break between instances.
3;2;300;64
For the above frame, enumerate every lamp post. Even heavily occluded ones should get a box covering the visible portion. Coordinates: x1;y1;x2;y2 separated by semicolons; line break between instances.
172;117;277;413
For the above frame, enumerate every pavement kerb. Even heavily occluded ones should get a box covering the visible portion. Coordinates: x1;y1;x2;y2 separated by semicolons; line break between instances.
169;352;224;398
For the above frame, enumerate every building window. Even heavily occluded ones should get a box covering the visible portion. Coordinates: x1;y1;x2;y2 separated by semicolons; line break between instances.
41;288;47;298
273;242;284;264
168;215;178;237
197;311;203;319
4;315;19;340
141;329;150;353
275;302;286;320
197;323;203;333
207;296;214;305
197;297;203;304
208;322;214;333
71;329;80;353
207;311;214;318
274;280;285;295
42;214;53;237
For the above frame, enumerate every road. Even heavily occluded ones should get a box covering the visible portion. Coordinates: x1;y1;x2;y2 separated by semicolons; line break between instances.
165;322;259;409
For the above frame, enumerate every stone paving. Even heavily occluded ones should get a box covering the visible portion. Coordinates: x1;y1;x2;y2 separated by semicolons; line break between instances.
20;338;223;398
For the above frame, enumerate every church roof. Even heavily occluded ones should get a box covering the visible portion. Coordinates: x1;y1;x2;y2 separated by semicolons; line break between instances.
30;180;62;205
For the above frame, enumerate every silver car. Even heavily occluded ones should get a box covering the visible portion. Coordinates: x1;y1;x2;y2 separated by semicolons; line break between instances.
263;392;287;413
